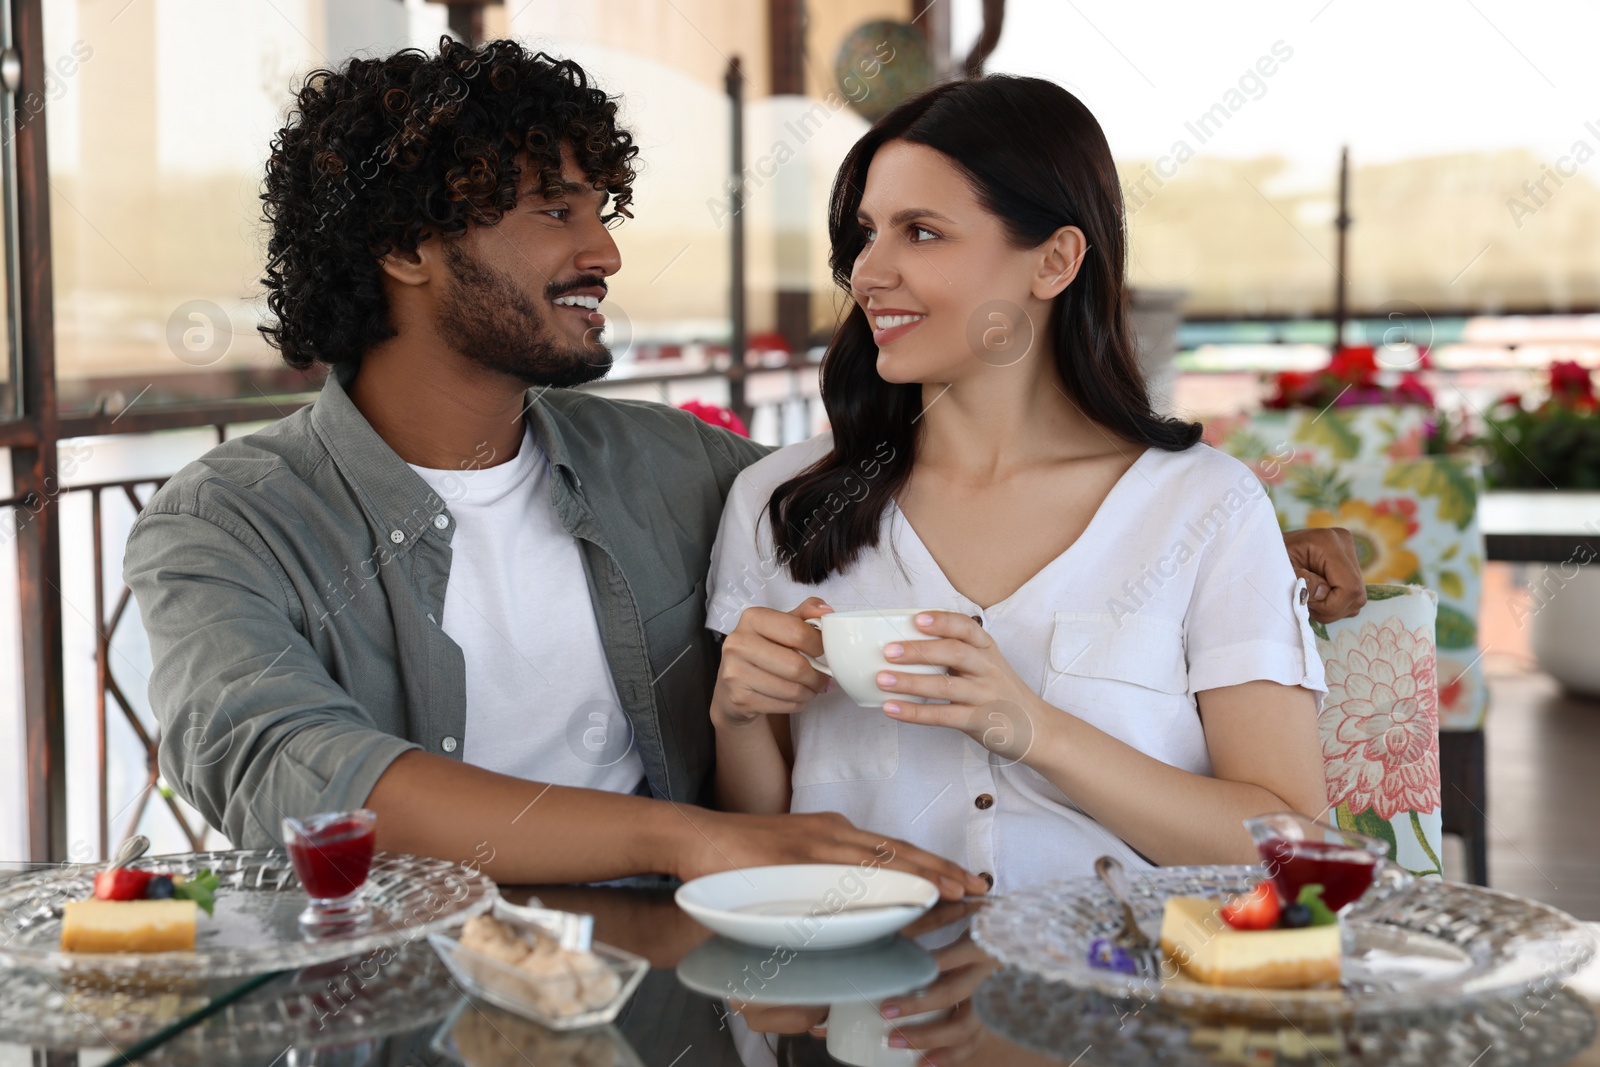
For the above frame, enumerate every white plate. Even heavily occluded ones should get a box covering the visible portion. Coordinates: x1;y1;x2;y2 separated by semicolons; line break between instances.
674;865;938;951
676;934;939;1005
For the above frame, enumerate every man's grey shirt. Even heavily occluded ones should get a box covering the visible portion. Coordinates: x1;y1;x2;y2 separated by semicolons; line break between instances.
123;369;771;848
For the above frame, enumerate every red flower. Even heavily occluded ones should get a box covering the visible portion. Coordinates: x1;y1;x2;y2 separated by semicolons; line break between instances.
1265;370;1317;409
1548;360;1598;411
677;399;750;437
1393;373;1435;407
1327;345;1380;385
1493;391;1525;410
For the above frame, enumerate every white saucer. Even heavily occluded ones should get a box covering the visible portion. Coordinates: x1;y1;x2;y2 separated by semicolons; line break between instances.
676;935;939;1005
674;865;939;951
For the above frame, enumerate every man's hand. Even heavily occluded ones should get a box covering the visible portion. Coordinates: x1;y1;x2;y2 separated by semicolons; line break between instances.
1283;527;1367;623
671;806;989;901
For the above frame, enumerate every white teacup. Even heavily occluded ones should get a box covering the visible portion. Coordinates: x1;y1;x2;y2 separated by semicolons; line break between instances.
802;609;947;708
825;999;949;1066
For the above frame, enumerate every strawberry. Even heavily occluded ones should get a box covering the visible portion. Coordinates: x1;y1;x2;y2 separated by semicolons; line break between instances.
1221;881;1281;931
92;867;155;901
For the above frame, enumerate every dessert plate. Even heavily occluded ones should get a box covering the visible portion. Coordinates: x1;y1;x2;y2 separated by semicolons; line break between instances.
974;964;1599;1067
972;865;1596;1018
675;865;938;951
0;848;497;982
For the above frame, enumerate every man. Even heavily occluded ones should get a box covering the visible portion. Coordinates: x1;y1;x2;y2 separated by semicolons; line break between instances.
125;37;1363;888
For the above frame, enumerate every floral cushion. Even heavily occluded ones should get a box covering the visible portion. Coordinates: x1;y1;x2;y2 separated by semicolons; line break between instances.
1206;406;1488;730
1316;583;1443;879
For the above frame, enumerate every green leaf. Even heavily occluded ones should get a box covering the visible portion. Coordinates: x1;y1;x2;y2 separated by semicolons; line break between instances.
175;868;220;917
1436;570;1464;599
1287;465;1353;510
1409;811;1443;875
1364;584;1411;601
1293;412;1362;460
1381;459;1479;529
1440;542;1459;560
1435;603;1478;648
1349;805;1400;863
1310;619;1330;642
1296;884;1340;926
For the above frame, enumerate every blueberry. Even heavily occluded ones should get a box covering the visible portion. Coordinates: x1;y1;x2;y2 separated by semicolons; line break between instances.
1280;902;1312;929
145;875;175;899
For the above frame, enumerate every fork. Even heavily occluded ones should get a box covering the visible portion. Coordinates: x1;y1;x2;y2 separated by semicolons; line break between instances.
1091;855;1164;976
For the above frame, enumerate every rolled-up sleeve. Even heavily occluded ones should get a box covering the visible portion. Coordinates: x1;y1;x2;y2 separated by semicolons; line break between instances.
1182;490;1328;701
124;508;418;847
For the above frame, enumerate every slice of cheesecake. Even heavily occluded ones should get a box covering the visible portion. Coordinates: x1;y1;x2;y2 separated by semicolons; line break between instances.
61;899;198;953
1159;895;1340;989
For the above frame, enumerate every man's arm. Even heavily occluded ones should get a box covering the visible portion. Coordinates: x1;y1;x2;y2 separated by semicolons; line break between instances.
126;506;986;895
364;751;982;893
126;507;419;845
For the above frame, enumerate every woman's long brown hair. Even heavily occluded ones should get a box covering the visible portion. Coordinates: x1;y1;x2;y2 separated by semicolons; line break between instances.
766;75;1201;584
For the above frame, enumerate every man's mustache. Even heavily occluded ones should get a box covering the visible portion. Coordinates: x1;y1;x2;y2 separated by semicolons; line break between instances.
546;275;608;299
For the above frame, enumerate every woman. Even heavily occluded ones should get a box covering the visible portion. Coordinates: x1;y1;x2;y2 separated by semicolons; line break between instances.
704;75;1329;893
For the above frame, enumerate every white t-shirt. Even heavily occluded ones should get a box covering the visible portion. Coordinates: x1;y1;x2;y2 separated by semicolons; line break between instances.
409;427;646;793
705;433;1327;893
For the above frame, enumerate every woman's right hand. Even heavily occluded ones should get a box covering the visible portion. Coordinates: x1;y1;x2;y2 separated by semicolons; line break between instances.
710;597;834;727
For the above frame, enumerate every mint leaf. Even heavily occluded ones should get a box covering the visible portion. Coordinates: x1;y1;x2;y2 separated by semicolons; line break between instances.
1296;883;1338;926
174;868;220;916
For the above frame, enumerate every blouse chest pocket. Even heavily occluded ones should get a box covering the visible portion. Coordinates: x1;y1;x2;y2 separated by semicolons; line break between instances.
1045;611;1189;696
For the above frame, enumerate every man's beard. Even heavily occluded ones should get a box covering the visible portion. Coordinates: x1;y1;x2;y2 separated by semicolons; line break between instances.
437;240;613;388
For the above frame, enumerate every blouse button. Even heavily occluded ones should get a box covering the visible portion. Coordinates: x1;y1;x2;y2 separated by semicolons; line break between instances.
974;793;994;810
970;615;983;627
441;736;458;753
979;871;994;889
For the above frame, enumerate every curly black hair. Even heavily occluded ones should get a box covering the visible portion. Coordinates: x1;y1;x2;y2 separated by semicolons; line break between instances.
259;36;639;371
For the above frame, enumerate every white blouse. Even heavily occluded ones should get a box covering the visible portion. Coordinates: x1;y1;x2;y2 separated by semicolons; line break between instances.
704;433;1327;893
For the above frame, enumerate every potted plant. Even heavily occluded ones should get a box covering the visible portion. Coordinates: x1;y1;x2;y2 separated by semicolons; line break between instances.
1480;360;1600;698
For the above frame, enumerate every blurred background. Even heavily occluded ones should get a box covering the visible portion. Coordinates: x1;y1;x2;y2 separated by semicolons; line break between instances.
2;0;1596;915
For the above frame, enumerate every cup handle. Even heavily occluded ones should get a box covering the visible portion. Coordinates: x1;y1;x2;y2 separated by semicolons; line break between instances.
802;618;832;676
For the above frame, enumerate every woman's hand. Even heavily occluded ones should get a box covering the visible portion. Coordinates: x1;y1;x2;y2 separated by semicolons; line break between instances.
710;597;834;727
874;611;1051;764
876;933;1000;1065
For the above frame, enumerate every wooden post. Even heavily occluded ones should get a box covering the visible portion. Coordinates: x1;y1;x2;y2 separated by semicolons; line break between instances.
8;0;65;862
726;57;749;428
1332;145;1351;353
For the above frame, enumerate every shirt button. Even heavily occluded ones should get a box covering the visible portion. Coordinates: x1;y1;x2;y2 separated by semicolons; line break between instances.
433;514;449;530
979;871;994;889
974;793;994;810
441;736;458;753
389;529;405;544
970;615;983;627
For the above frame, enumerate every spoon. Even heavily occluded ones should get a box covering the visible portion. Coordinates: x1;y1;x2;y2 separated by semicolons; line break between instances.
109;834;151;867
736;896;970;917
1093;855;1163;974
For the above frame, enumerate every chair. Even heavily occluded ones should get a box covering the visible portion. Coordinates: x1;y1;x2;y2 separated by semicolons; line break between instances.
1210;406;1489;883
1313;583;1443;878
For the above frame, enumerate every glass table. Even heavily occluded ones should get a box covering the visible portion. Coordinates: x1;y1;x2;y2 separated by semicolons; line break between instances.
2;870;1597;1067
